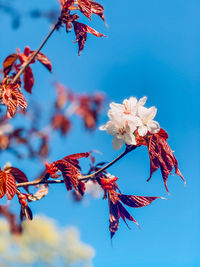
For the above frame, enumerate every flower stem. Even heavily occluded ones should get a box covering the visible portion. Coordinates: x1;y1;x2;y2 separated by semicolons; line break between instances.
12;20;60;84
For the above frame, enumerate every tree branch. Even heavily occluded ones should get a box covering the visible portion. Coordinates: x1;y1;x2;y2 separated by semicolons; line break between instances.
81;145;137;181
16;145;137;188
12;20;61;84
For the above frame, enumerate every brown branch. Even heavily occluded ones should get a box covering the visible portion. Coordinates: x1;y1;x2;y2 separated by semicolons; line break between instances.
16;179;64;188
81;145;137;181
12;20;60;84
16;145;137;188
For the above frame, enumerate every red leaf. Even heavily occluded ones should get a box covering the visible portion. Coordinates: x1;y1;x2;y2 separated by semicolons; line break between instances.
73;21;105;55
14;90;27;110
1;81;27;118
77;0;92;20
63;152;90;170
145;132;185;193
54;82;71;109
23;46;31;57
105;180;163;238
76;94;104;129
4;167;29;192
118;194;160;208
20;205;33;221
117;201;138;227
51;114;71;135
35;52;52;72
109;198;119;238
77;180;86;196
61;0;74;9
5;173;16;200
6;95;18;118
0;171;6;199
38;136;49;158
157;128;168;140
23;66;34;93
99;176;118;191
3;53;18;76
91;1;105;21
46;153;90;195
54;160;83;193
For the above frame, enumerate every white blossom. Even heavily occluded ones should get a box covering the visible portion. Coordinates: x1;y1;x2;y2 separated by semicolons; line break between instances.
100;112;139;150
100;96;160;150
137;106;160;136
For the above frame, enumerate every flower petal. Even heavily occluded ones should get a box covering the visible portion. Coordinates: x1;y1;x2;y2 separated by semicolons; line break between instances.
138;96;147;106
147;120;160;134
112;136;124;150
138;125;148;136
124;133;136;145
138;106;157;121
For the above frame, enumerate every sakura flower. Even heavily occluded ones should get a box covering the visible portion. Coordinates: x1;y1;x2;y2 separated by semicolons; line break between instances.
100;113;139;150
109;96;147;118
137;106;160;136
100;96;160;150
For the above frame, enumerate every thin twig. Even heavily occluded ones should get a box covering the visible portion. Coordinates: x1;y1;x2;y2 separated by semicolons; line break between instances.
81;146;136;181
16;146;137;188
16;179;64;188
12;20;60;84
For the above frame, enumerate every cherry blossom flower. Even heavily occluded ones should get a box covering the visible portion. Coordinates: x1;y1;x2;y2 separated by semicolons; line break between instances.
100;96;160;150
100;112;139;150
137;106;160;136
109;96;147;118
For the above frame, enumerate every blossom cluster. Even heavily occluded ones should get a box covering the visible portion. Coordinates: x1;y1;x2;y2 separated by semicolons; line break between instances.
100;96;160;150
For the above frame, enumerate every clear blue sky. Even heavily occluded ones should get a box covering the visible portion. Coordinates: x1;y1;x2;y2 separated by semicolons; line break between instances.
0;0;200;266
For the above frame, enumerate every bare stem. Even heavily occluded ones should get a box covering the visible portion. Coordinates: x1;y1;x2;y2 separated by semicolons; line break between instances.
81;145;136;181
12;21;60;84
17;179;64;188
16;146;136;188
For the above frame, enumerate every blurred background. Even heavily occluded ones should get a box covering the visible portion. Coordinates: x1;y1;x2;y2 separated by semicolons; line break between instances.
0;0;200;266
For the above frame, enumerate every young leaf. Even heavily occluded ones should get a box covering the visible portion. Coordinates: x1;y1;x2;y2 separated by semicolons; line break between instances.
91;1;105;21
63;152;90;170
23;66;34;93
4;167;29;192
5;173;16;200
109;198;120;238
145;130;185;193
0;171;6;199
118;195;160;208
35;52;52;72
54;160;82;192
73;21;105;55
77;0;92;20
3;53;18;76
20;205;33;221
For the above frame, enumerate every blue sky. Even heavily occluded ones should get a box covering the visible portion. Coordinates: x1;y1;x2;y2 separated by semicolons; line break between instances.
0;0;200;266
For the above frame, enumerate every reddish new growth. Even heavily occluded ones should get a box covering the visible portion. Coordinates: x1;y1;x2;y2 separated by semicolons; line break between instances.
59;0;106;54
96;174;161;238
0;77;27;118
142;129;185;194
3;46;52;93
52;82;105;131
76;93;105;130
45;152;90;195
0;166;28;200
